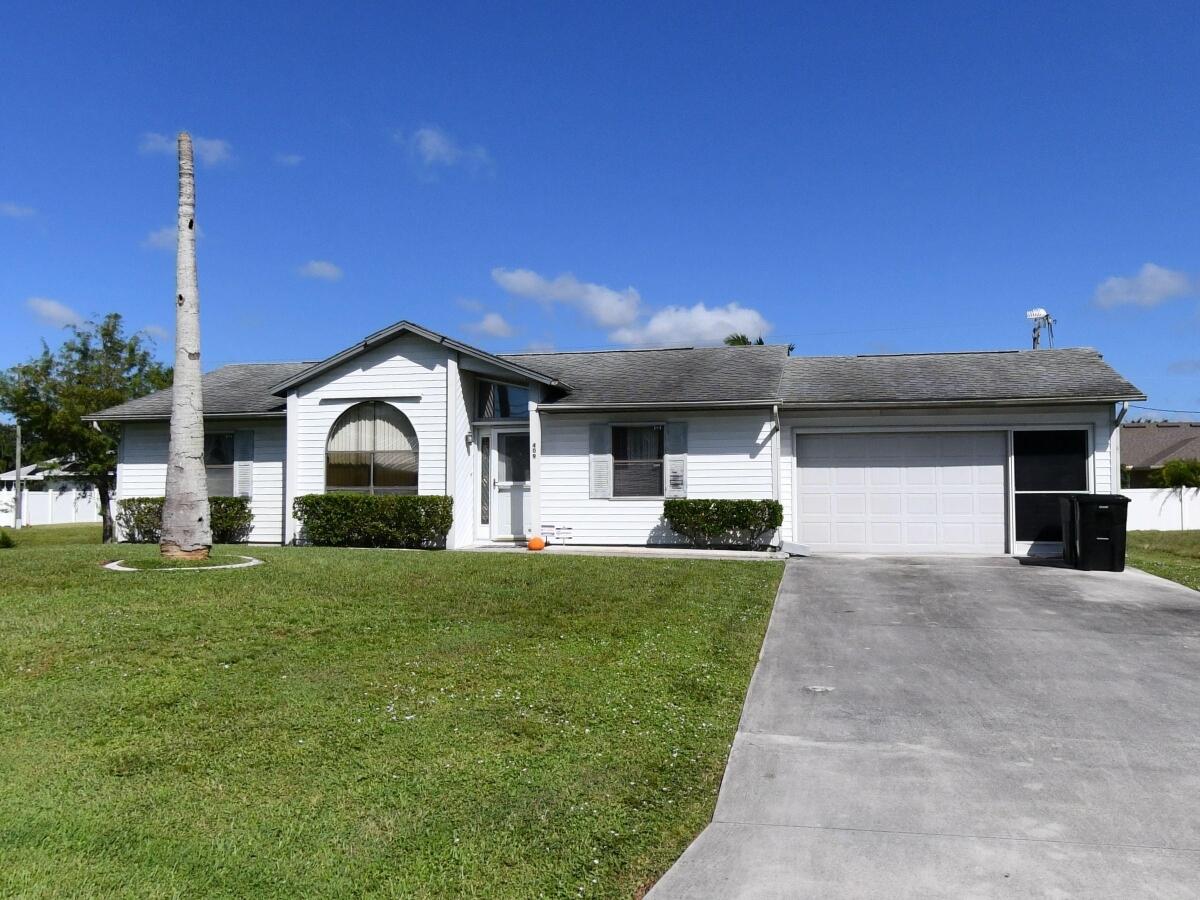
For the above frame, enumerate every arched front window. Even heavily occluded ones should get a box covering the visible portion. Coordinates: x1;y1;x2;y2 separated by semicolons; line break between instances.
326;401;419;495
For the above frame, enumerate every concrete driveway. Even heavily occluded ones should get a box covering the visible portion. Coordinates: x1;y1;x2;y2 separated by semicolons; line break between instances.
650;556;1200;899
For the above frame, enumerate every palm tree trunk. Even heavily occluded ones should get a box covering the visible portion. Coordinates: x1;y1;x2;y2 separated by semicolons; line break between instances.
161;132;212;559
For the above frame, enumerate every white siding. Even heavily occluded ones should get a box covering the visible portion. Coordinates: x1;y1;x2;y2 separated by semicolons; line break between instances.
779;403;1117;550
449;358;476;548
539;411;775;545
115;419;286;543
290;334;449;509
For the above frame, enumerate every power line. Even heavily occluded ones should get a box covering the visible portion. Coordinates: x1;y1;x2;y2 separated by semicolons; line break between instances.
1130;405;1200;416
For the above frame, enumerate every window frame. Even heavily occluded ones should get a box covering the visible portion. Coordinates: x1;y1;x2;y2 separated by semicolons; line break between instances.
473;379;531;422
1011;426;1092;543
609;422;666;500
204;432;235;497
325;401;420;497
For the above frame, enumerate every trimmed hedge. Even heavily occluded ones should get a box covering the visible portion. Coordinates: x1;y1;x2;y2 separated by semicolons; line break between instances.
292;493;453;549
115;496;255;544
663;498;783;550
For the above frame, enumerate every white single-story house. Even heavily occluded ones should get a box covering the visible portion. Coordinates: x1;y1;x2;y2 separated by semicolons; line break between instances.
86;320;1144;555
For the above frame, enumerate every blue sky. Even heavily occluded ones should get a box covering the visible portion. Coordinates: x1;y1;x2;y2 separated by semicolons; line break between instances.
2;1;1198;417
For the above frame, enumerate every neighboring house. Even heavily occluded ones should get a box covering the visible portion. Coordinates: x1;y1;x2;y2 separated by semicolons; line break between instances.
0;458;95;493
1120;422;1200;487
85;320;1144;554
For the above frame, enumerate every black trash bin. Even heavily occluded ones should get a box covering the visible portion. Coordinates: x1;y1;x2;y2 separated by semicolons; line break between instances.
1059;495;1079;566
1072;494;1131;572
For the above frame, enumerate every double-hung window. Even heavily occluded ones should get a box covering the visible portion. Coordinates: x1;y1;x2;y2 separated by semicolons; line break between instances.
612;424;664;497
204;433;235;497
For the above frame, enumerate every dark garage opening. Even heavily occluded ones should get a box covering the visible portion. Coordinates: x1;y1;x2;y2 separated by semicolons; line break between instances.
1013;429;1089;542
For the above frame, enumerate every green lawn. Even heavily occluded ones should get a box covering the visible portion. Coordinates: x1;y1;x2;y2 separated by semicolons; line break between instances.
5;522;103;546
0;533;782;898
1127;530;1200;592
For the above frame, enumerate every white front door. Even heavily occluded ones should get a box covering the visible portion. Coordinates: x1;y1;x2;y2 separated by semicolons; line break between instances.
795;431;1008;554
491;429;531;540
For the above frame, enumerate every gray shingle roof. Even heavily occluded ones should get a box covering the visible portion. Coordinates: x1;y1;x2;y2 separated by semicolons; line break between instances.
501;344;790;407
1120;422;1200;469
85;341;1143;421
86;362;312;421
779;348;1143;406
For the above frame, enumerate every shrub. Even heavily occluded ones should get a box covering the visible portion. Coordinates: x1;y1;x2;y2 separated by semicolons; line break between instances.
115;497;164;543
115;496;255;544
663;499;783;550
1154;459;1200;489
0;529;14;549
292;493;453;549
209;497;255;543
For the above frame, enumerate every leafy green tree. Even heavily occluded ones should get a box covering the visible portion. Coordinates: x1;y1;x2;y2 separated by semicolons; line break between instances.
725;332;795;353
724;333;765;346
1154;458;1200;489
0;423;15;473
0;314;171;542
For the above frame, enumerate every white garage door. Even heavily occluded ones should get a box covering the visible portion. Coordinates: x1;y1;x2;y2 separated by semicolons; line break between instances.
795;431;1008;554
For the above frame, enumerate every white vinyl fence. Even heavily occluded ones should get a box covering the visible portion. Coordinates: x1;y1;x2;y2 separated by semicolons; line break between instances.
1123;488;1200;532
0;489;103;529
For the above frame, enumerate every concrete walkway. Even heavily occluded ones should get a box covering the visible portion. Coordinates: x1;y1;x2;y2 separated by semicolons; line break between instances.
650;556;1200;899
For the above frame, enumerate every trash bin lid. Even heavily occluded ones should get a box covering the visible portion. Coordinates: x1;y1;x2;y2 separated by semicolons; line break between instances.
1074;494;1131;505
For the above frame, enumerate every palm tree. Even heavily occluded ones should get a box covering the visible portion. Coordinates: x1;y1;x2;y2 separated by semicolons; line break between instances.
160;132;212;559
724;333;765;346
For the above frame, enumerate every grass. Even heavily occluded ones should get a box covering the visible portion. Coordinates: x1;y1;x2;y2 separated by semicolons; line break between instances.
4;522;102;546
1127;530;1200;592
0;529;782;898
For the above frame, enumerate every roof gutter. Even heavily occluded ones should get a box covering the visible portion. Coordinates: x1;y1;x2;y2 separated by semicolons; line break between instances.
779;394;1146;410
536;399;782;412
82;411;287;423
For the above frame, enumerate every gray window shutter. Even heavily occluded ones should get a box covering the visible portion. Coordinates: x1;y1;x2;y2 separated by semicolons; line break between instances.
664;422;687;498
588;423;612;499
233;429;254;499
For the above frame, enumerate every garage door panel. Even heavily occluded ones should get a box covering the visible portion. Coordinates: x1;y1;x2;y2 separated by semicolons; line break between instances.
796;431;1007;554
869;493;902;515
835;467;866;485
906;466;937;485
869;465;901;485
904;493;939;515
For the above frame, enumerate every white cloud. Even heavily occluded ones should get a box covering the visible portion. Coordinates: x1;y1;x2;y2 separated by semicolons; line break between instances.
142;223;205;250
1;201;35;218
611;302;772;347
396;126;491;172
491;268;641;328
275;153;304;166
193;137;232;166
140;132;232;166
139;132;174;155
142;226;175;250
298;260;343;281
1094;262;1194;308
469;312;514;338
26;297;83;328
143;324;170;341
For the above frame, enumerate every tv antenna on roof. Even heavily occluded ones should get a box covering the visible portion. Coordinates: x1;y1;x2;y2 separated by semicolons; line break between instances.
1026;308;1054;349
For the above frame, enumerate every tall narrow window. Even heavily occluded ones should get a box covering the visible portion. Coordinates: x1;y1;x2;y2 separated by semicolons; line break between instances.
1013;430;1088;542
204;433;235;497
612;425;664;497
479;435;491;525
326;402;419;495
